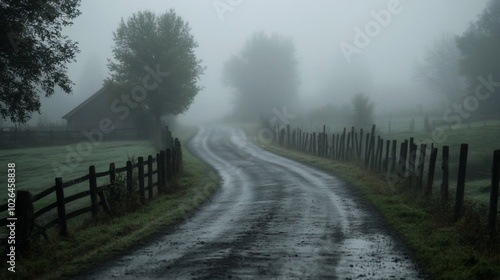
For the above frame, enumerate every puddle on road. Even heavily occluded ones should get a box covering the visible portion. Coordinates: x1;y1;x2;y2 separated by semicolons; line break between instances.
336;234;424;279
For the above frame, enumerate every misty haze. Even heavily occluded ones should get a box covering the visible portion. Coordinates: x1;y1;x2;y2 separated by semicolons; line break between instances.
1;1;499;279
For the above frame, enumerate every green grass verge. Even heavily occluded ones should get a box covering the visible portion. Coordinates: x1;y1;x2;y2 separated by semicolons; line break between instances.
257;140;500;280
1;127;219;280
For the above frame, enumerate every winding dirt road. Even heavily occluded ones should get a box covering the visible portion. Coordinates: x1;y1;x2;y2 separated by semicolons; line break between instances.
80;125;424;279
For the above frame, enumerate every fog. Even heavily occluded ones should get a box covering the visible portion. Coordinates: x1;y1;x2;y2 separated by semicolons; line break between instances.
34;0;489;126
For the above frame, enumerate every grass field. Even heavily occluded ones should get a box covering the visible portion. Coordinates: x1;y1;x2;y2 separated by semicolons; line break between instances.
0;140;157;201
0;140;159;229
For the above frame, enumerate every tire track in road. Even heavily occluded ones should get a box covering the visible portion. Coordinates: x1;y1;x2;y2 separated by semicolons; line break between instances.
79;124;424;279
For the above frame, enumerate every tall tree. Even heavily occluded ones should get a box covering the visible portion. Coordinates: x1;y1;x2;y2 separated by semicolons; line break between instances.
223;32;299;120
0;0;81;123
352;93;374;129
456;0;500;116
106;9;205;122
414;33;467;103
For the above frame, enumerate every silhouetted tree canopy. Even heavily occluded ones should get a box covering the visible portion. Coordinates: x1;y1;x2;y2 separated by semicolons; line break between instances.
414;34;466;103
0;0;81;123
352;93;374;129
456;0;500;116
106;9;205;121
223;32;299;120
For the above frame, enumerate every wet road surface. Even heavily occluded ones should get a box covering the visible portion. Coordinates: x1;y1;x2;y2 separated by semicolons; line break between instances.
79;125;424;279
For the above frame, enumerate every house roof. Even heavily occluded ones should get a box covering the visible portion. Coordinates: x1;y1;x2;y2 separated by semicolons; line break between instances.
62;86;108;120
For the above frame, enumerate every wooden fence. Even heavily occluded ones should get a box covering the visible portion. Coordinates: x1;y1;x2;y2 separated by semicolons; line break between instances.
274;124;500;241
0;127;149;149
0;127;182;250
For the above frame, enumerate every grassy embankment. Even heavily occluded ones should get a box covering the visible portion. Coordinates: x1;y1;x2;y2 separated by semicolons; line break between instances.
253;123;500;280
0;126;219;280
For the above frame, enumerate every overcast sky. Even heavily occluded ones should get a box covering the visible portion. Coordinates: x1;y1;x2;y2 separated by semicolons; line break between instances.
36;0;489;125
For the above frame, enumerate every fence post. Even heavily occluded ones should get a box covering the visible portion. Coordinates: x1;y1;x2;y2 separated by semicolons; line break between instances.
156;153;162;193
364;133;370;166
373;136;380;170
351;126;355;159
417;144;427;190
335;133;340;159
159;152;166;193
297;129;301;149
488;150;500;241
173;147;179;177
342;128;347;161
339;132;345;161
147;155;153;200
280;128;285;146
331;133;335;160
378;138;384;171
455;144;468;222
322;125;326;156
16;190;34;252
354;131;359;159
324;133;328;159
286;124;290;148
177;140;182;172
390;140;397;173
346;132;351;161
126;160;133;197
89;166;98;217
138;157;145;204
301;132;305;151
441;146;449;202
398;141;407;178
409;137;415;176
301;133;305;152
426;147;438;196
384;140;390;172
314;132;318;155
109;163;116;186
55;177;67;236
358;128;364;158
317;132;322;156
166;149;173;182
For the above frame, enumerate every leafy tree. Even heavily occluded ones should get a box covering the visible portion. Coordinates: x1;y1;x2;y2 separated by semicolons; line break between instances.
352;93;374;129
0;0;81;123
223;32;299;120
414;33;467;103
456;0;500;116
106;9;205;122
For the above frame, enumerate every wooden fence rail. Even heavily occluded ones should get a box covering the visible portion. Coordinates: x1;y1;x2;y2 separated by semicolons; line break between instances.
0;127;183;246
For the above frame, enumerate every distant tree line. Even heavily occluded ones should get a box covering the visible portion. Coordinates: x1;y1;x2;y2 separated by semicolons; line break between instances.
416;0;500;118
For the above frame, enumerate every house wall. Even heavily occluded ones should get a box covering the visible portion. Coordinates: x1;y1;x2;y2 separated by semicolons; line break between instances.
65;89;141;131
